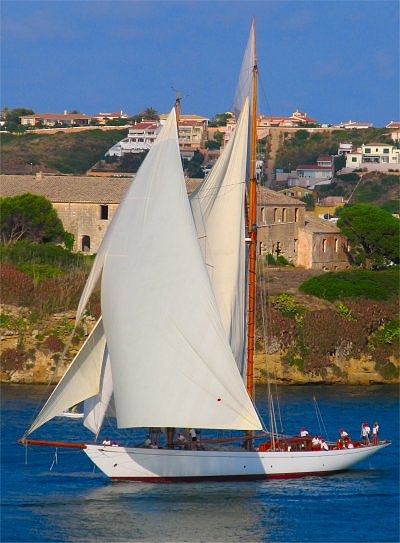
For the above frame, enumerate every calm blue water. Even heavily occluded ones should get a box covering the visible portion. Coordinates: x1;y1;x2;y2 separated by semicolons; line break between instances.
1;384;398;542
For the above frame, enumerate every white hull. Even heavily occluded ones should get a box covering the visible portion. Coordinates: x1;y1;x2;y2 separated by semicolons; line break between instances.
84;442;390;481
59;412;84;419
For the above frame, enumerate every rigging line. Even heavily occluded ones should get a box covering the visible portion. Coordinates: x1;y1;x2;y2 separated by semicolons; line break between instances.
313;395;330;442
255;239;280;439
257;70;273;118
22;324;80;438
255;199;284;435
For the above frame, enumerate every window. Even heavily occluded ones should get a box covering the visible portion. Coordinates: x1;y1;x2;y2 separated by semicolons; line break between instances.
261;207;266;225
274;208;278;222
334;238;339;252
383;148;389;154
282;208;287;222
100;205;109;220
365;148;371;153
322;238;327;252
82;235;90;253
294;208;299;222
294;238;298;253
351;157;357;162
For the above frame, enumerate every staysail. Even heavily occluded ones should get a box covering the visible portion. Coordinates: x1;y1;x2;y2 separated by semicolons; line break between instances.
27;318;107;435
190;98;249;377
83;345;113;436
101;108;262;431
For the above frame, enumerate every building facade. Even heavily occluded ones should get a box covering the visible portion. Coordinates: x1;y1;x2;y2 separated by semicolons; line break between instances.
257;187;349;270
346;143;400;170
1;175;350;270
106;121;162;157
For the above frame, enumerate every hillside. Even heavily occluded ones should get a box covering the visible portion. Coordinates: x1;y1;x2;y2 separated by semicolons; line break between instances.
1;266;398;386
0;129;128;175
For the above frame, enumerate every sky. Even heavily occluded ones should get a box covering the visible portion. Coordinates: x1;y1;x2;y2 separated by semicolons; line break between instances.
1;0;399;127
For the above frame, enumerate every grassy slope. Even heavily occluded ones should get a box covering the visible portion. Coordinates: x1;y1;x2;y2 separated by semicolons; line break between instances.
0;129;128;174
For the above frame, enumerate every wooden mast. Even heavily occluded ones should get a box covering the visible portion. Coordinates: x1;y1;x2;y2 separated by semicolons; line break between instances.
246;18;258;400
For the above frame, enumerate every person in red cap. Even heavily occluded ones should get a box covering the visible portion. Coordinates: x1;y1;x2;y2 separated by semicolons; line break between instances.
300;427;309;437
339;429;350;447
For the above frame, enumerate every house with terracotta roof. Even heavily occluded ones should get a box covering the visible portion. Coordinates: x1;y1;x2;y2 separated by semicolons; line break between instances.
286;156;334;189
258;110;318;128
92;111;129;124
385;122;400;143
20;112;92;127
333;120;373;129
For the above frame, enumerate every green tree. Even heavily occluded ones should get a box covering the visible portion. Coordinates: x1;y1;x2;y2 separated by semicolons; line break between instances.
141;107;159;120
0;193;66;244
184;150;205;178
208;112;233;127
337;204;400;268
3;108;34;132
300;193;315;210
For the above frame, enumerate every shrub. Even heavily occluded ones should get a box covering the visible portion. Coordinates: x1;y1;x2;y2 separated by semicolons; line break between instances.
271;293;300;317
1;348;26;372
0;262;34;305
299;269;398;302
42;335;64;353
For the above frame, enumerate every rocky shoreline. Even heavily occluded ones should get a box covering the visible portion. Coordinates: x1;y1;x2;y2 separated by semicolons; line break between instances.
1;303;398;386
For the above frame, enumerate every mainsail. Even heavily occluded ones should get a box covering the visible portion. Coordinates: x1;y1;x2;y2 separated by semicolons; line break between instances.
101;107;261;430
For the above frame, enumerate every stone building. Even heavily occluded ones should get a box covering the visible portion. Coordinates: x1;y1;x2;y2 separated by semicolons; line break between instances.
0;174;131;254
0;175;350;270
257;186;349;270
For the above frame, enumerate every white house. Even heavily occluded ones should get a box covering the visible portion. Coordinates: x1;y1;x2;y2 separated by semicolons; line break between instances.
106;121;162;157
346;143;400;171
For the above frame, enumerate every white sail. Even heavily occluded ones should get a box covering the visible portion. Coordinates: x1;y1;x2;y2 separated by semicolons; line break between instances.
101;108;262;431
83;345;113;436
233;19;255;118
190;98;249;377
27;318;107;435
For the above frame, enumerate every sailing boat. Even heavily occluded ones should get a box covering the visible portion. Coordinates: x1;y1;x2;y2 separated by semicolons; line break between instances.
20;20;390;481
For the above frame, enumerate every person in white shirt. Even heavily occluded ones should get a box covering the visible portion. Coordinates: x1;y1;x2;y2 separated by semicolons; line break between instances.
312;435;320;448
361;423;371;445
320;439;329;451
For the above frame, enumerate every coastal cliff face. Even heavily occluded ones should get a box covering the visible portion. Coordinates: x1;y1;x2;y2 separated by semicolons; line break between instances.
1;303;398;386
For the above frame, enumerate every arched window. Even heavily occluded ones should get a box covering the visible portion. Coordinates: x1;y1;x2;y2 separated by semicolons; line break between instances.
335;238;339;252
282;208;287;222
322;238;327;252
82;235;91;253
294;208;299;222
274;208;278;222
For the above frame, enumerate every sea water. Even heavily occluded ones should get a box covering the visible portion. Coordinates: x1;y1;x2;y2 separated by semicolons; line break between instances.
1;384;398;543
